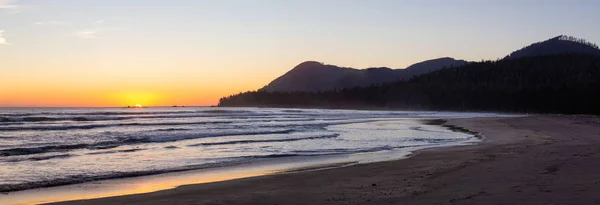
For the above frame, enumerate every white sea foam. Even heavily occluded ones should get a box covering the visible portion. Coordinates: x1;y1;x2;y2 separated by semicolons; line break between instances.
0;107;512;192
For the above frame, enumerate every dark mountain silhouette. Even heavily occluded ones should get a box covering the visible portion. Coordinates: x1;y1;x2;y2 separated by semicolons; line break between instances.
220;54;600;114
220;35;600;114
506;35;600;59
262;58;468;92
403;57;469;76
260;61;361;92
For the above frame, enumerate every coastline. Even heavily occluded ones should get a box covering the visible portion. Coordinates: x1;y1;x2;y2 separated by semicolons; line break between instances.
1;117;480;205
8;114;600;204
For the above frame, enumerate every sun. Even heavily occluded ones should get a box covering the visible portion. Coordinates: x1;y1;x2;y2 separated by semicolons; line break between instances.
135;104;142;108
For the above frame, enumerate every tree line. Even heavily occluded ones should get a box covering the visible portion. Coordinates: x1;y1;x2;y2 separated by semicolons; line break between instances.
558;35;599;49
219;54;600;114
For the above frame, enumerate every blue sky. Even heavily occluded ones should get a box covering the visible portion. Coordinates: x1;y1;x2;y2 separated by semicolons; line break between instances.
1;0;600;106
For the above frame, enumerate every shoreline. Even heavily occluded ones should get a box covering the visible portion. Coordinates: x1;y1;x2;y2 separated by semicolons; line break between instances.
1;150;413;205
1;117;483;205
218;105;526;116
45;115;600;204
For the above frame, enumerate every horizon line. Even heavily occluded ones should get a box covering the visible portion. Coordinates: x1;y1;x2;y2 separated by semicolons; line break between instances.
0;105;217;109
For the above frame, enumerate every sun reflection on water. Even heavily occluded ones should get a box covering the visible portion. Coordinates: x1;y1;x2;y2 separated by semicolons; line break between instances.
3;168;274;205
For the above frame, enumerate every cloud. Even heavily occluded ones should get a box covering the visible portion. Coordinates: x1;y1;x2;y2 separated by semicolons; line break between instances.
0;30;9;44
6;9;21;14
75;29;101;39
36;21;70;26
74;27;128;40
0;0;19;9
0;4;17;9
1;0;23;15
93;20;105;24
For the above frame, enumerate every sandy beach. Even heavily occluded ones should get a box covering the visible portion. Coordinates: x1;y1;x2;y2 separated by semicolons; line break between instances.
46;115;600;205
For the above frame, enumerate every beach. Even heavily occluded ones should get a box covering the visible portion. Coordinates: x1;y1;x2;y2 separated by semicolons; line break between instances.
42;115;600;205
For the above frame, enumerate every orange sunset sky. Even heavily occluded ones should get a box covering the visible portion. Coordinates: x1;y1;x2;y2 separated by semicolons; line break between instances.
2;0;599;107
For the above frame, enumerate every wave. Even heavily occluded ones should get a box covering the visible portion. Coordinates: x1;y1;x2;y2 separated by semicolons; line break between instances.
290;145;414;155
0;121;235;131
0;144;89;157
187;134;339;147
0;110;200;117
2;154;75;163
0;152;308;192
140;129;298;143
153;128;194;132
0;124;118;131
0;151;340;192
411;137;472;143
409;126;421;130
86;148;147;155
408;126;450;134
281;110;304;113
0;116;129;122
0;113;277;124
0;115;178;123
200;110;251;114
0;140;454;192
0;132;466;159
0;129;298;157
0;110;413;125
0;109;266;123
0;109;252;118
0;168;198;193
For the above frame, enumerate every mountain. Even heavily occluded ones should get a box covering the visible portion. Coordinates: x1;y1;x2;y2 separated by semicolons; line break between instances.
261;57;468;92
403;57;469;76
220;36;600;114
220;54;600;114
260;61;361;92
506;35;600;59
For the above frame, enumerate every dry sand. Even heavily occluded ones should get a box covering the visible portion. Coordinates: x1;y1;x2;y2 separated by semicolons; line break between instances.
49;115;600;205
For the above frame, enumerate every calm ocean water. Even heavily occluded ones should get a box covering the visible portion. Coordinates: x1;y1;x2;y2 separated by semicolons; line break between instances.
0;107;501;192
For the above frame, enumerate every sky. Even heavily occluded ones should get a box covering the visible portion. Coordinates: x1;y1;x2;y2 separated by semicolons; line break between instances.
1;0;600;107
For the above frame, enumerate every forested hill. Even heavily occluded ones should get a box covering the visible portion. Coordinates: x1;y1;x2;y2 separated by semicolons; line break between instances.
261;57;468;92
506;35;600;59
219;54;600;114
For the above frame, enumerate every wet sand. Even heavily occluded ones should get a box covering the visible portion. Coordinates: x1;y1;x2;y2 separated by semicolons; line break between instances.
49;115;600;205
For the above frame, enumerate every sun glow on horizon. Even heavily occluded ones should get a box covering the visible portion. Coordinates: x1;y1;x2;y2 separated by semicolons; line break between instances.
3;1;600;107
111;92;159;108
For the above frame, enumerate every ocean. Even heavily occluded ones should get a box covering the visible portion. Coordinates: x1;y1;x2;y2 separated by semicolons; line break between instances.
0;107;502;193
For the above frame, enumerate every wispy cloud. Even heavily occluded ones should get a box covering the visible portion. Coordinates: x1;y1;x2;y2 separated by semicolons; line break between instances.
1;0;23;15
36;21;70;26
93;20;105;24
74;27;128;40
75;29;101;39
0;0;19;9
0;30;9;44
6;9;21;14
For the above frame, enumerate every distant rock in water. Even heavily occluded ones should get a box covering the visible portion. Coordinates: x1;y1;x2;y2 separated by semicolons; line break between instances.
506;35;600;59
261;58;468;92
